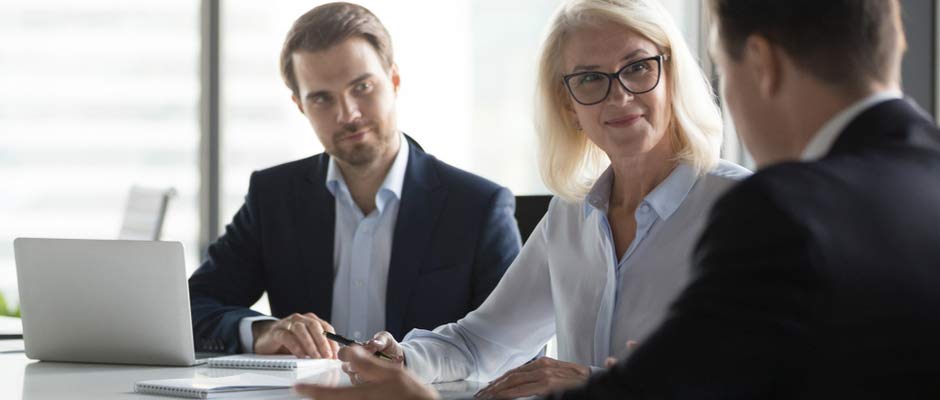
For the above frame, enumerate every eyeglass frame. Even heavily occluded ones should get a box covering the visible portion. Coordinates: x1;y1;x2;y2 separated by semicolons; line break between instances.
562;54;670;106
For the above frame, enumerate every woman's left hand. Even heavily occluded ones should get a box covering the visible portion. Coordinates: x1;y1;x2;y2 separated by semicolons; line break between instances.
474;357;590;399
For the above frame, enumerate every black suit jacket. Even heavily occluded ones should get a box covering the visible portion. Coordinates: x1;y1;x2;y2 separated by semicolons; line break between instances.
557;99;940;398
189;136;521;353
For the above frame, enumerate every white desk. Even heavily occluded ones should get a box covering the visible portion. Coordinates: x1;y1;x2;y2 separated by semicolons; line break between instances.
0;350;483;399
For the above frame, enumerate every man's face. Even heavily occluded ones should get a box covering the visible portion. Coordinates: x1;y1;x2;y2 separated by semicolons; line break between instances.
291;38;400;167
709;25;784;166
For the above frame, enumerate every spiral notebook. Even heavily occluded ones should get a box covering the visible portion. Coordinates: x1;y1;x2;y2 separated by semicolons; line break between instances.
208;354;341;371
134;373;291;399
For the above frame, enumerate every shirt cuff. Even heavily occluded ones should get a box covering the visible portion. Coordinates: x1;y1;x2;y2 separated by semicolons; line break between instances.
399;342;436;384
238;316;278;353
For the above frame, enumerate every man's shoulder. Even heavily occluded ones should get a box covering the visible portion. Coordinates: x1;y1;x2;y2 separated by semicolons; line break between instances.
740;161;824;193
413;149;505;197
690;159;753;201
256;154;324;177
708;156;901;239
710;161;831;222
705;159;752;182
250;154;326;184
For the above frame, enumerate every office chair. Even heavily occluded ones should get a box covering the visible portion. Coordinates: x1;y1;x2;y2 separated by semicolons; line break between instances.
118;185;176;241
514;194;552;244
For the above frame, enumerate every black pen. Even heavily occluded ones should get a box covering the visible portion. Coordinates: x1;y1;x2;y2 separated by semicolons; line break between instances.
324;332;396;361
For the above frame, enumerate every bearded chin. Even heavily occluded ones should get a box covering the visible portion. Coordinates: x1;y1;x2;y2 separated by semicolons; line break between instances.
337;142;382;166
333;124;397;167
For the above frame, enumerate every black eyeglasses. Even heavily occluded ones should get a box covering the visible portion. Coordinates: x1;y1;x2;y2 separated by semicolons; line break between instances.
563;54;669;106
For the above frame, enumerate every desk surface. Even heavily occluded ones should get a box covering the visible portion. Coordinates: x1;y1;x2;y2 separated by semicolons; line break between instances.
0;350;484;399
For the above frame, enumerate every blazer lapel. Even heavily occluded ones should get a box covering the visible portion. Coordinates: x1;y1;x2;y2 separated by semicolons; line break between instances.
385;136;446;338
293;154;336;321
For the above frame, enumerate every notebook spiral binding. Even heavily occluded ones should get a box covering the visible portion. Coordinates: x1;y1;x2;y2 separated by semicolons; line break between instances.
208;358;298;370
134;383;208;399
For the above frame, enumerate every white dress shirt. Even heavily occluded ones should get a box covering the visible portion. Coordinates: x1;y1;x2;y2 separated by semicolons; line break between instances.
400;160;750;383
801;91;903;161
237;134;409;351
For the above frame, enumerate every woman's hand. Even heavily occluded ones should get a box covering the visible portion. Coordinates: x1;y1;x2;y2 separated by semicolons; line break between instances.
604;340;640;368
474;357;590;399
341;331;405;384
294;346;437;400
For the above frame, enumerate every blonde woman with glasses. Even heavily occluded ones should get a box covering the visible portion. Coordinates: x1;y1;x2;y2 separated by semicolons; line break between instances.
296;0;749;399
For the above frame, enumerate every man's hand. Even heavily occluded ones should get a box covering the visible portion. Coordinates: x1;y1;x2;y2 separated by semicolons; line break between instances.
294;346;438;400
474;357;590;399
252;312;339;359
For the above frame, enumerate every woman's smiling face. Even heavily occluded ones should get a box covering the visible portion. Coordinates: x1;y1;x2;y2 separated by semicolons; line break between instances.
562;22;673;160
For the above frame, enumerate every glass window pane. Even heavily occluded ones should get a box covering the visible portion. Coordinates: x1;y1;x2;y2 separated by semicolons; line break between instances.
0;0;200;307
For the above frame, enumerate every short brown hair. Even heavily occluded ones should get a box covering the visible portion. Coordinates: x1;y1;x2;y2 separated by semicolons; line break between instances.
709;0;906;91
280;2;394;97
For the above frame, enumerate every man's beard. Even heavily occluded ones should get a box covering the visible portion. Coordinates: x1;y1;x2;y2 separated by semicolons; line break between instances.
331;120;392;167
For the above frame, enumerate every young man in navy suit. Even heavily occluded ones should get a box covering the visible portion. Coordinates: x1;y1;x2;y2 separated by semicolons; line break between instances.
188;2;521;359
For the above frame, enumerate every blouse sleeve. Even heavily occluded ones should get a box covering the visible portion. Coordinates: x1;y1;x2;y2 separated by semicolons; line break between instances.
400;200;559;383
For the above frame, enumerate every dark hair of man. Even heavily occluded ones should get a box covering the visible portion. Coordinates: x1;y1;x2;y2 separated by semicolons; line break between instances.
709;0;906;92
280;2;394;97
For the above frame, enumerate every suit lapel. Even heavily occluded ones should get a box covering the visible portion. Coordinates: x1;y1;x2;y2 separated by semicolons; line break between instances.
293;154;336;321
385;136;445;338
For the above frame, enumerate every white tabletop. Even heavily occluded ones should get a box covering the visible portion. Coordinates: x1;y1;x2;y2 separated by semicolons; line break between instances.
0;348;483;399
0;316;22;336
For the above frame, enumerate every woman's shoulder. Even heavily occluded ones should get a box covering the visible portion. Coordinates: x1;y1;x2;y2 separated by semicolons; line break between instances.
534;195;595;231
543;195;584;218
686;160;752;201
705;159;752;182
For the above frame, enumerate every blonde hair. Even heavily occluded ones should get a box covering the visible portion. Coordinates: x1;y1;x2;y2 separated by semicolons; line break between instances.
536;0;723;202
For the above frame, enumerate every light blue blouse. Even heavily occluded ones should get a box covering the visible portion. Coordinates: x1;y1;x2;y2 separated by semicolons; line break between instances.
400;160;750;383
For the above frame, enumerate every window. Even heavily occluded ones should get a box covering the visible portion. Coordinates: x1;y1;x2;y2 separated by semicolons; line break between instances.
0;0;200;306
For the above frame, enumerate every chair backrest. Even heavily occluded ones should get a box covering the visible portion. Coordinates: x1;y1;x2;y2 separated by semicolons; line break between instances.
514;195;552;244
118;185;176;241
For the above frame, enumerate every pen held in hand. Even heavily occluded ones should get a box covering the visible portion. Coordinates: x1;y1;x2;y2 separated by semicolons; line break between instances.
323;332;396;361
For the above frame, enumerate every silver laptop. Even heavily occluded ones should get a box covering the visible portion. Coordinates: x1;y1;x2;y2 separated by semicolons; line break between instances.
13;238;222;366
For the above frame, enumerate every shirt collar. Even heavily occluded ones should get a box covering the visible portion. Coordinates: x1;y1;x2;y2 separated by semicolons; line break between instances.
381;134;409;201
326;133;409;213
583;162;698;221
801;90;902;161
584;168;615;216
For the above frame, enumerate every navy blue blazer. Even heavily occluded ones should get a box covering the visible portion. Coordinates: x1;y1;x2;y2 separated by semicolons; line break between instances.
189;136;521;353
